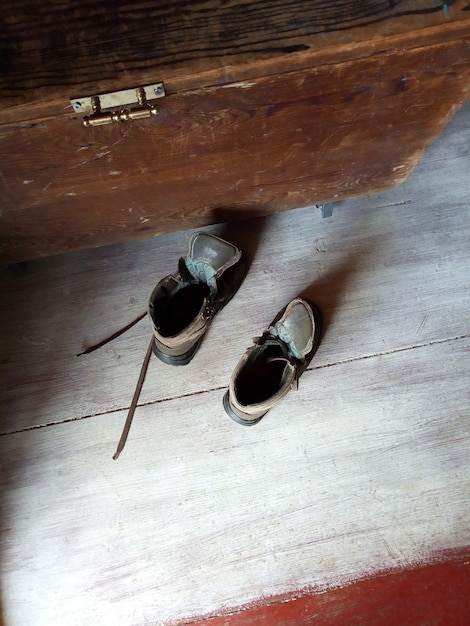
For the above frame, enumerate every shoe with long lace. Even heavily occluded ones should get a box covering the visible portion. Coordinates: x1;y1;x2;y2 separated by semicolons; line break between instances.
148;232;247;366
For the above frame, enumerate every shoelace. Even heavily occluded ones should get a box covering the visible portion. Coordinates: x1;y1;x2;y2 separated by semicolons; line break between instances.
113;336;154;460
76;311;151;460
76;311;146;356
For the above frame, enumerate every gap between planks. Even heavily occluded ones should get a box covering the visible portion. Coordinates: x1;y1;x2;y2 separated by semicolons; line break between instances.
2;332;468;437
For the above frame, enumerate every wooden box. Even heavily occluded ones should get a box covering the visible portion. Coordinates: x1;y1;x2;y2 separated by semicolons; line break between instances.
1;0;470;264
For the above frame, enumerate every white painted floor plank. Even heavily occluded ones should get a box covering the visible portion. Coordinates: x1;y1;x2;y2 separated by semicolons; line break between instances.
1;339;469;625
1;98;469;434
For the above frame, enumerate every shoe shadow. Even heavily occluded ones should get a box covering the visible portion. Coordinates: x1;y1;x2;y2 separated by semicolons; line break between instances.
209;206;270;274
210;204;379;343
297;223;378;341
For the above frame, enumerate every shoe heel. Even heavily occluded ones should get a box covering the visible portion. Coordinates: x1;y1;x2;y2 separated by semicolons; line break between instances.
152;337;202;366
223;391;266;426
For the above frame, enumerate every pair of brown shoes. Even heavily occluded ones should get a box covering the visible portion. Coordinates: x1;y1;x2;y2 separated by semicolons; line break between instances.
148;232;322;426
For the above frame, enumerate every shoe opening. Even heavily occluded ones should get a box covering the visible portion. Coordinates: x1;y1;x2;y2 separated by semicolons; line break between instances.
235;345;288;406
152;282;210;337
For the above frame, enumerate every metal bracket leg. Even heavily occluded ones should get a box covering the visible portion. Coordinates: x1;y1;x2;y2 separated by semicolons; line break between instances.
316;203;335;218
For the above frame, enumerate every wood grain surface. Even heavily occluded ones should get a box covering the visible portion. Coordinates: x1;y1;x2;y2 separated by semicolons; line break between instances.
1;0;469;110
1;36;470;264
0;341;469;625
0;98;469;626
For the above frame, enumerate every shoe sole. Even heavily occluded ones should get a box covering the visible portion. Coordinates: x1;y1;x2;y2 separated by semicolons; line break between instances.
223;391;267;425
152;336;203;366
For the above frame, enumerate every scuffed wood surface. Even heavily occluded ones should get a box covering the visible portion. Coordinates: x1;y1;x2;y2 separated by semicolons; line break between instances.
0;341;468;625
1;39;470;264
1;1;470;264
0;99;469;626
1;0;469;110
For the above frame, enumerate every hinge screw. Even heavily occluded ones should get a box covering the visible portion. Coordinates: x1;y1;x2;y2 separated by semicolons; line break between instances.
72;102;83;112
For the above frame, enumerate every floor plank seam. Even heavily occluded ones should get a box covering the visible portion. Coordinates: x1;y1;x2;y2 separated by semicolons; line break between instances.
2;333;468;437
311;333;469;372
0;387;217;437
0;412;101;437
374;198;412;209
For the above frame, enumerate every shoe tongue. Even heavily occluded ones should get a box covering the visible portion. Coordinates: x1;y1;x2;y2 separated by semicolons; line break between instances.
270;322;302;360
182;256;217;292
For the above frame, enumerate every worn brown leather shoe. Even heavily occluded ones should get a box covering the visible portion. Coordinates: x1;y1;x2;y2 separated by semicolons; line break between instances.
148;232;247;365
223;298;322;425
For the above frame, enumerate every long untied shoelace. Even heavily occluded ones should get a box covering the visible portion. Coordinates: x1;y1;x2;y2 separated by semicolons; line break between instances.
77;311;151;460
112;335;154;460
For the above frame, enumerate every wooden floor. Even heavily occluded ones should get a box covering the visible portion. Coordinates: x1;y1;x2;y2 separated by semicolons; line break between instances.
1;98;469;625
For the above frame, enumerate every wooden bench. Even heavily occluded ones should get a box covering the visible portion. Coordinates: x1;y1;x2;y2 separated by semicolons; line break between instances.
1;0;469;264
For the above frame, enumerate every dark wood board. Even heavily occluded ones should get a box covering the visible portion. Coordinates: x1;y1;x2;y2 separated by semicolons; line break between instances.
1;1;470;263
1;0;469;112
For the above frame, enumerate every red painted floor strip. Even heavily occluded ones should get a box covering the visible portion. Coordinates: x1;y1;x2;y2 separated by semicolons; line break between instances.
184;553;470;625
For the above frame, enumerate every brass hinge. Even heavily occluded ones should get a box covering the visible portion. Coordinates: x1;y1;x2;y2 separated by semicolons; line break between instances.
70;83;166;127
